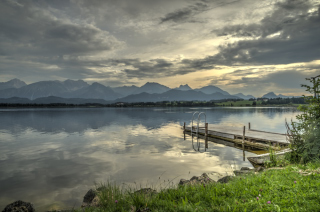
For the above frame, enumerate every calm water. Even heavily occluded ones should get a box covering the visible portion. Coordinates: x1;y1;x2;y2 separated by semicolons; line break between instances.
0;107;300;211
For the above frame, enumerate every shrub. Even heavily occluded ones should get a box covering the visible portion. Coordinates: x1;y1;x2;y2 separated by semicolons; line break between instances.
286;75;320;163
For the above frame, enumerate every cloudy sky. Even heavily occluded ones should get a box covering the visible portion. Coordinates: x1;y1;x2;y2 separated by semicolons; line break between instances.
0;0;319;96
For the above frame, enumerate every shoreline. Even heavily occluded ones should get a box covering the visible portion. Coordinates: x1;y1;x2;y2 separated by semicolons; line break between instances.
0;104;301;109
4;162;320;212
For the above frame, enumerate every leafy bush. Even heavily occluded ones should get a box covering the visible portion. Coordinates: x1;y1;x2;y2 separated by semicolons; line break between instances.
286;75;320;163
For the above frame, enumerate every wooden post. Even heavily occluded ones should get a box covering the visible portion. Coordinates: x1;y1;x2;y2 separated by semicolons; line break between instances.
183;122;186;140
243;126;246;161
205;123;208;137
313;78;316;98
248;122;251;130
242;126;245;150
205;136;208;150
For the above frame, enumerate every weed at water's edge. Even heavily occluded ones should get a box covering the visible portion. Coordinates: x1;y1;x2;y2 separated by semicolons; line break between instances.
265;146;290;168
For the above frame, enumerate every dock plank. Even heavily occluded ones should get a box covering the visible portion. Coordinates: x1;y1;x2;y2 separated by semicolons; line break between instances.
206;124;288;144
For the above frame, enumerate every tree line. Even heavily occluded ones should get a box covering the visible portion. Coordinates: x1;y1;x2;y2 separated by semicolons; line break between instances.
0;97;306;108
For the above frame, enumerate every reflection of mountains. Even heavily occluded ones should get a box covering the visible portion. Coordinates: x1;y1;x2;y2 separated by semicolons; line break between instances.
0;108;291;134
260;107;295;119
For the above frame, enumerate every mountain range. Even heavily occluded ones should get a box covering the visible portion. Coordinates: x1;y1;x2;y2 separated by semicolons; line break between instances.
0;96;109;104
0;80;120;101
0;78;292;104
116;90;240;103
233;93;255;100
261;92;296;99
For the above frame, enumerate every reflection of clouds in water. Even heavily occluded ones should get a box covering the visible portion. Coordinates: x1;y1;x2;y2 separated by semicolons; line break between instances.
0;143;121;210
216;108;300;133
0;122;188;210
0;131;66;163
84;126;130;150
163;148;185;157
128;123;181;137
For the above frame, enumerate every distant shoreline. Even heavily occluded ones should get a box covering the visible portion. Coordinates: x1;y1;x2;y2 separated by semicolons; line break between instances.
0;96;306;109
0;103;301;109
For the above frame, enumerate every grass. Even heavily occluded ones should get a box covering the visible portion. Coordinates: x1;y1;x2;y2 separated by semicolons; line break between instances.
78;162;320;212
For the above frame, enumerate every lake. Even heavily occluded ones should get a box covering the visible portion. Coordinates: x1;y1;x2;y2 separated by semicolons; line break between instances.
0;107;300;211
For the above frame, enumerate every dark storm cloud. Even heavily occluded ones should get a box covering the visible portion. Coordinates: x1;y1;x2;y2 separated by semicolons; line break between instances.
160;1;209;24
0;0;123;57
180;58;215;70
260;70;316;89
63;57;205;79
211;69;318;92
207;0;320;65
0;57;98;83
175;0;320;71
159;0;244;24
118;59;174;78
229;68;268;77
216;24;261;37
216;0;312;38
2;0;205;83
74;0;172;18
0;0;126;83
109;57;217;79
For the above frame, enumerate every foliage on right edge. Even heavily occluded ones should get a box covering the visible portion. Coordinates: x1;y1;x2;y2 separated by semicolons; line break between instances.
286;75;320;163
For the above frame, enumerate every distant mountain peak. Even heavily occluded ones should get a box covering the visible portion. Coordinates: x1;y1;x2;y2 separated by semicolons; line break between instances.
132;82;170;94
266;92;276;95
278;94;292;98
233;93;256;100
61;79;89;91
0;78;27;90
90;82;112;89
176;84;192;91
195;85;230;96
70;82;121;100
262;92;291;98
142;82;167;87
92;82;101;86
111;85;139;97
64;79;85;82
9;78;22;82
6;78;23;83
262;92;278;99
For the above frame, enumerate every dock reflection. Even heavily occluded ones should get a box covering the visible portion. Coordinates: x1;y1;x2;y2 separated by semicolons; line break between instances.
191;135;208;153
184;130;268;160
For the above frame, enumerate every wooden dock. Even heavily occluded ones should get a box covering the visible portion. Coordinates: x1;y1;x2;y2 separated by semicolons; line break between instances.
183;123;289;151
